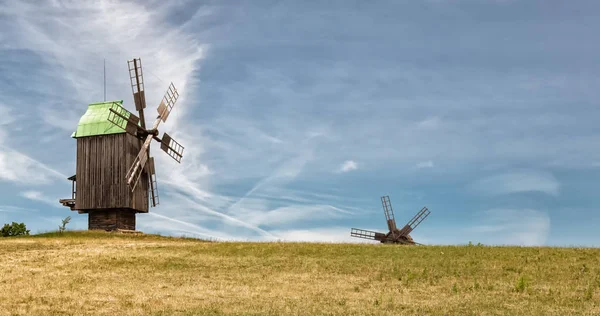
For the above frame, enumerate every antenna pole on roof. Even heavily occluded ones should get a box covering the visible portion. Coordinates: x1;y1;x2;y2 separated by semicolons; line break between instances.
103;59;106;101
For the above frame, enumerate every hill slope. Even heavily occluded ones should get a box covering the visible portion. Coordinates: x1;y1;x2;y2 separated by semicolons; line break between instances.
1;231;599;315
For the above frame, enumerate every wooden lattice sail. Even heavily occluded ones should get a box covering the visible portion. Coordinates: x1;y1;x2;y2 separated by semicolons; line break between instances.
350;196;431;245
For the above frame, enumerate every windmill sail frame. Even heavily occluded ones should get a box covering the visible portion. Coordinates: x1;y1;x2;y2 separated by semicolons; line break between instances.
350;195;431;245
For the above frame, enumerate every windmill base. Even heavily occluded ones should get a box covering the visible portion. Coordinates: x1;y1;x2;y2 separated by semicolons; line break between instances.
88;209;136;231
380;234;416;245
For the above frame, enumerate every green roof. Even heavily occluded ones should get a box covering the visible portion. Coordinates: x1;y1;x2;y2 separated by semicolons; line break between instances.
71;100;132;138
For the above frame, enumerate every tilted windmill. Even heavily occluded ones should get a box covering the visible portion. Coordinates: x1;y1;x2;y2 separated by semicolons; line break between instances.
350;196;430;245
59;58;185;231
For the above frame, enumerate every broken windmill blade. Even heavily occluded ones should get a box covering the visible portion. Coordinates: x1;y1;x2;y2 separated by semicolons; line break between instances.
350;228;387;242
381;195;398;238
398;206;430;237
349;195;432;245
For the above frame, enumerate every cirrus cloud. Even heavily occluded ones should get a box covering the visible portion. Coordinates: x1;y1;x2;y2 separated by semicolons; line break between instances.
338;160;358;173
470;170;560;196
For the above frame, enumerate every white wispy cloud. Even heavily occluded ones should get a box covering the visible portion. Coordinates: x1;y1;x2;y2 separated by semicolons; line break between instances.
20;190;63;208
0;148;67;185
140;213;238;241
470;209;551;246
413;208;551;246
239;204;354;227
470;170;560;196
21;190;42;200
416;117;441;129
0;103;58;185
0;0;205;129
0;104;15;127
270;226;371;243
0;105;67;186
416;160;434;169
0;205;36;213
338;160;358;173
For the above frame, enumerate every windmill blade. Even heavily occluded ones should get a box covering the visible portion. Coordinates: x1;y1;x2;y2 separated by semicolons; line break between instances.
398;207;431;237
156;82;179;123
160;132;184;163
350;228;386;241
106;102;143;136
125;136;153;191
146;157;159;207
128;58;147;128
381;196;398;232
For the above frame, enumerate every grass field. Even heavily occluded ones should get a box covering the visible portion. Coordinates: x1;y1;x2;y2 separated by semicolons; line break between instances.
1;231;599;315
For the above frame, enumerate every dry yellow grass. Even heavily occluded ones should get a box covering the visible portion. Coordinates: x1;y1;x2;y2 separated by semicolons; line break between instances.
1;231;599;315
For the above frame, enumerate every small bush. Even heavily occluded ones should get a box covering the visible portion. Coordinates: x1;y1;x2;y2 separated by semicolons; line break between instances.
1;222;30;237
515;276;528;293
58;216;71;234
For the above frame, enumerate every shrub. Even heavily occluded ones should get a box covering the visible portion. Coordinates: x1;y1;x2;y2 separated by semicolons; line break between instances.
1;222;30;237
515;276;528;293
59;216;71;234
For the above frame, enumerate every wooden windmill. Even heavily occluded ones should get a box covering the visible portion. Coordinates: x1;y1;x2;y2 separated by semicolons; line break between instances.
59;58;185;231
350;196;431;245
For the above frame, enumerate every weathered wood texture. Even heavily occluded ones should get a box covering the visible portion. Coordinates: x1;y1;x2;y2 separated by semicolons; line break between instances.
88;209;136;231
75;133;148;213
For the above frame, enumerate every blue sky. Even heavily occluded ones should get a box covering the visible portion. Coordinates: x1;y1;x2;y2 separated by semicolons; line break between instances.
1;0;599;246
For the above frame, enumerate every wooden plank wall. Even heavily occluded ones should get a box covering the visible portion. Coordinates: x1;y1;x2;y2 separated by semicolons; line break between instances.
75;133;148;213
